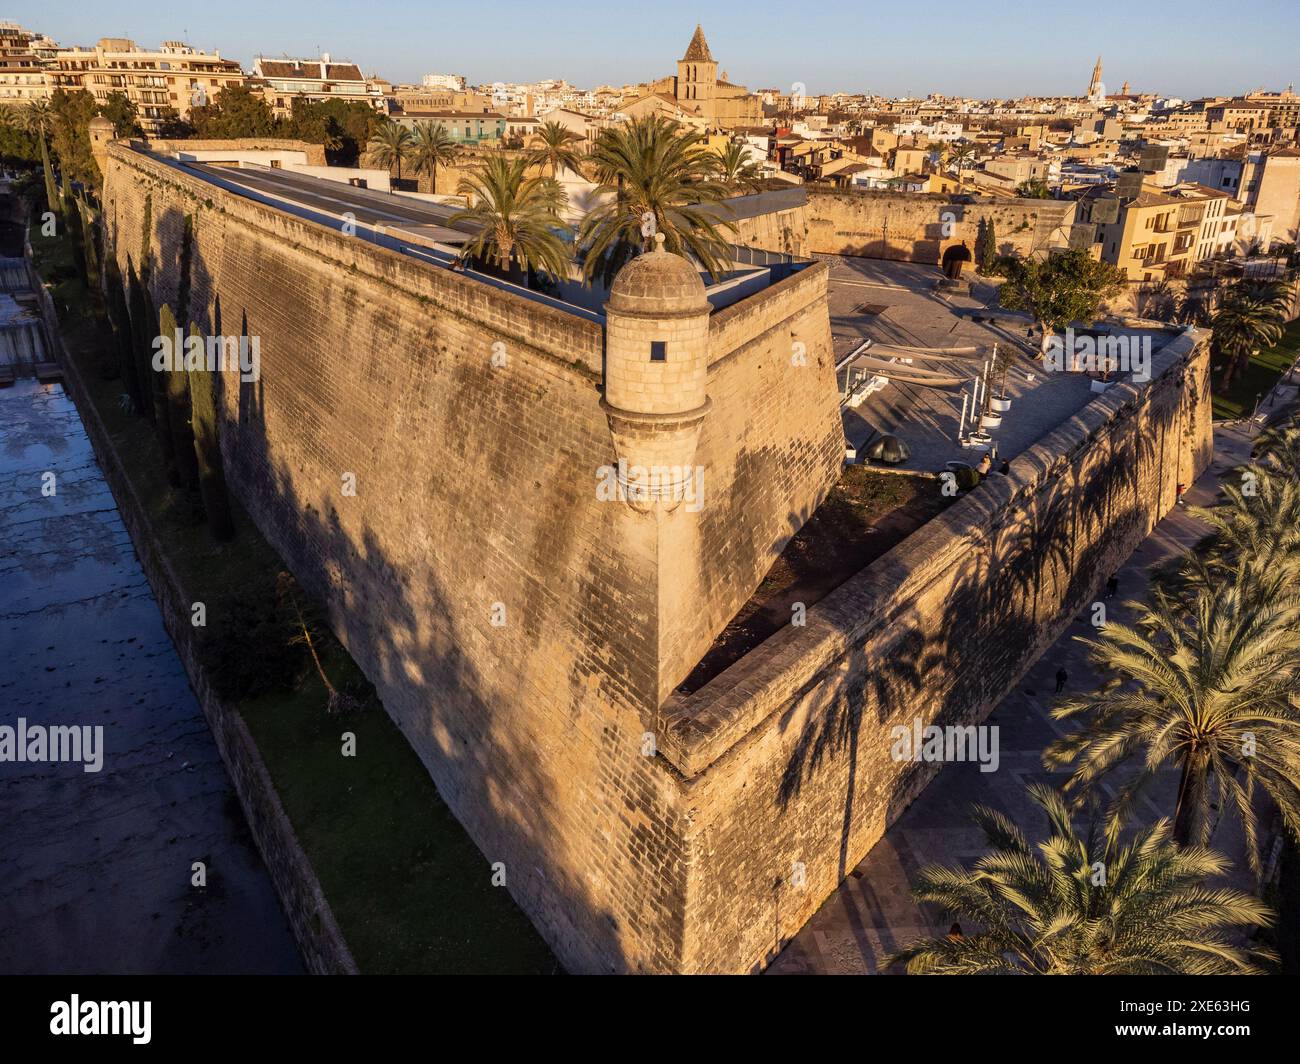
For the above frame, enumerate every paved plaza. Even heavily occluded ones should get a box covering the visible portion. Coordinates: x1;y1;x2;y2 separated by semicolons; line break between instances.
824;255;1168;475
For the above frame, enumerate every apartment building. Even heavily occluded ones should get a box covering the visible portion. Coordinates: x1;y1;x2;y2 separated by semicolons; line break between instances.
250;55;387;118
1080;181;1232;281
51;39;245;133
0;22;52;107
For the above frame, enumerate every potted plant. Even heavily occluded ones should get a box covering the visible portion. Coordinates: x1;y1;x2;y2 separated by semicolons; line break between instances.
988;343;1015;412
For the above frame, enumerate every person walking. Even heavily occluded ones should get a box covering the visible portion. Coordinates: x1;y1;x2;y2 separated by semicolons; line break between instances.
1105;574;1118;599
1055;667;1068;694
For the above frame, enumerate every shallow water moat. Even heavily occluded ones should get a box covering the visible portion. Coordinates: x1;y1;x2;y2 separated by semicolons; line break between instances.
0;377;302;973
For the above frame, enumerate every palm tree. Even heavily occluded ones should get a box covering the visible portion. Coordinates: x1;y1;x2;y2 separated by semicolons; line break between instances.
1017;178;1053;199
1213;287;1286;389
448;155;572;284
366;121;413;183
711;141;763;195
408;121;459;194
1254;418;1300;481
21;100;58;216
526;120;585;179
1188;473;1300;587
949;143;976;190
1045;578;1300;875
891;784;1275;975
579;114;736;287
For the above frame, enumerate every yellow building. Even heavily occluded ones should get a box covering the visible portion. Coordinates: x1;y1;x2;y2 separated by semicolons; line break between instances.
52;39;245;134
1080;181;1232;281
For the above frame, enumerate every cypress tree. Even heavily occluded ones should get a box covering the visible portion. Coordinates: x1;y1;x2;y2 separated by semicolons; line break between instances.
164;307;200;493
151;301;178;484
62;187;87;286
976;217;997;272
126;264;155;425
187;320;235;541
39;134;59;220
105;257;143;414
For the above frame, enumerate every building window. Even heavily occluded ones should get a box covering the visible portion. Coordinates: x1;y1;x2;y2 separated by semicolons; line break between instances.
650;341;667;362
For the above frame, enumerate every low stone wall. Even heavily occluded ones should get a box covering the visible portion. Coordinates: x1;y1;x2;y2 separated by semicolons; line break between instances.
143;138;329;167
31;249;356;976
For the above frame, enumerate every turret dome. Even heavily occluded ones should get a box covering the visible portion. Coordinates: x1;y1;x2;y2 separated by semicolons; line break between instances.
607;234;708;317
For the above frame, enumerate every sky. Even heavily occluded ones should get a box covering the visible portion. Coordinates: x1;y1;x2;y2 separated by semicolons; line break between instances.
21;0;1300;99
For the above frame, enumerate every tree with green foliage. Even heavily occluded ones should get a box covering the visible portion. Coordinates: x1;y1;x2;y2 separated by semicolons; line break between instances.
890;784;1275;975
948;143;976;190
98;92;144;138
20;102;59;216
366;121;413;182
158;304;200;494
449;156;572;284
408;121;460;193
186;321;235;541
104;257;144;414
579;114;735;286
59;171;87;286
1017;178;1052;199
189;84;278;139
48;88;97;185
993;248;1126;357
126;265;155;425
974;217;997;271
526;120;584;179
1045;572;1300;876
710;141;763;195
1212;284;1286;389
38;132;59;218
0;105;39;167
287;98;385;166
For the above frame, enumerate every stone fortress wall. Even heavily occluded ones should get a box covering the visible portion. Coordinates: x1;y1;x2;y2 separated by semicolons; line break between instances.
98;142;844;972
793;187;1076;264
99;142;1211;972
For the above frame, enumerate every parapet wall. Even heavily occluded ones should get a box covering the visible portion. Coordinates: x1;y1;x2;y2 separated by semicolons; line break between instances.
142;138;329;167
805;186;1076;263
662;327;1213;971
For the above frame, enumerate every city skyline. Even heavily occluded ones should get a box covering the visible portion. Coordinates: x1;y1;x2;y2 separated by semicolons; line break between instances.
21;0;1300;99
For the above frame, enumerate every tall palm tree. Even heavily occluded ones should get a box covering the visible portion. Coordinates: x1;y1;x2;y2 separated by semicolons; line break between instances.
1045;578;1300;874
711;141;763;195
448;155;572;284
21;99;59;215
949;143;976;190
526;120;585;179
1213;288;1286;389
366;121;413;183
891;784;1275;975
408;120;459;194
579;114;735;287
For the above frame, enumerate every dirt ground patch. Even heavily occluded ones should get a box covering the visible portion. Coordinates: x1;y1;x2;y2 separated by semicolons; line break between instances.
678;466;950;694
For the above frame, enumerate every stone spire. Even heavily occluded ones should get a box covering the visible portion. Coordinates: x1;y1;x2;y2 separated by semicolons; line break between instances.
1087;56;1103;100
682;24;714;63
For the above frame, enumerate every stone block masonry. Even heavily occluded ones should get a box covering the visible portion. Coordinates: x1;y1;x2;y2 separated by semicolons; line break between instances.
804;186;1076;264
100;141;1210;973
